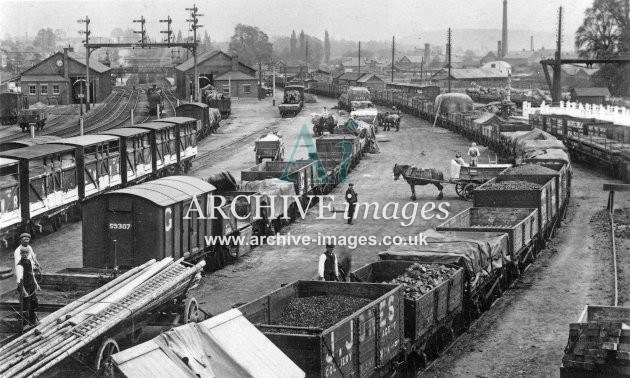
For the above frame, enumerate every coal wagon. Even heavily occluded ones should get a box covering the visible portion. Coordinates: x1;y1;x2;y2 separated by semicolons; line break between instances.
238;280;404;378
279;85;305;117
18;108;48;132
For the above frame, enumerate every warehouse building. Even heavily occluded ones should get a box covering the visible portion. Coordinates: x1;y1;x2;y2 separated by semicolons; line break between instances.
19;47;111;106
570;87;611;105
175;50;258;99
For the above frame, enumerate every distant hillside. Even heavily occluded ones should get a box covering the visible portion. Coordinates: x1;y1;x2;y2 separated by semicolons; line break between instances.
400;29;564;55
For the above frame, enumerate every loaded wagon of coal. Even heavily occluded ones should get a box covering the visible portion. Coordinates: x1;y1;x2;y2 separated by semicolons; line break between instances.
238;280;404;378
351;261;465;363
241;160;316;197
255;134;284;163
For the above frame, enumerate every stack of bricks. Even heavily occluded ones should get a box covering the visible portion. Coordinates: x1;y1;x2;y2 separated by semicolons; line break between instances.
562;321;630;373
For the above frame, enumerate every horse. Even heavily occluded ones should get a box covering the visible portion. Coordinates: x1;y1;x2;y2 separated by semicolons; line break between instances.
393;164;444;200
311;113;337;136
376;112;401;131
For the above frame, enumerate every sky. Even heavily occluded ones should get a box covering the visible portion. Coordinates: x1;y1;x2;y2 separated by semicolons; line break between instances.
0;0;594;46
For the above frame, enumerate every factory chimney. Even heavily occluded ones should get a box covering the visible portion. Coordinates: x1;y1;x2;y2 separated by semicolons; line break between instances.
497;41;502;58
531;36;534;51
502;0;508;57
424;43;430;69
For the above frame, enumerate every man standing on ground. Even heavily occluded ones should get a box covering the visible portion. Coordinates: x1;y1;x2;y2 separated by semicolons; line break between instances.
16;246;40;326
345;183;357;225
318;244;339;281
468;142;480;167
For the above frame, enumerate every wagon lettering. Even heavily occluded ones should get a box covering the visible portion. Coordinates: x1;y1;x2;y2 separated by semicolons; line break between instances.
359;313;375;342
165;207;172;231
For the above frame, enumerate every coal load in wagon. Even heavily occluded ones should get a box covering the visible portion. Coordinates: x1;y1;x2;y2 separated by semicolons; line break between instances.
275;295;372;332
477;180;542;190
387;263;459;300
502;164;558;175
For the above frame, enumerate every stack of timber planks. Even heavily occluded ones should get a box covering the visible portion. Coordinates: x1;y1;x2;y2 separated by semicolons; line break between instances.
0;258;204;378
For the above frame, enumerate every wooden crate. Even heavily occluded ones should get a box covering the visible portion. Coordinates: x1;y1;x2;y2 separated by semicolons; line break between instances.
238;281;404;378
473;176;555;232
351;261;464;344
436;207;538;260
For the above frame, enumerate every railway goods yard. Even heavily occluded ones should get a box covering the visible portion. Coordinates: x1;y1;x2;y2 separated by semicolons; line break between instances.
1;1;630;377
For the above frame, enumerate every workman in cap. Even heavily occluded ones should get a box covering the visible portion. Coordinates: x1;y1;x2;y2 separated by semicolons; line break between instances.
345;183;358;225
318;244;339;281
16;246;40;326
14;233;40;270
468;142;480;167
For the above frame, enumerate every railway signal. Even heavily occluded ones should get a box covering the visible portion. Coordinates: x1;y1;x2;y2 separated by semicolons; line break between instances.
78;16;92;111
160;16;173;45
186;4;203;102
133;16;146;45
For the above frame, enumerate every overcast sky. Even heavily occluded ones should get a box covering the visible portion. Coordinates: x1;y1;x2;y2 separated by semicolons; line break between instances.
0;0;594;44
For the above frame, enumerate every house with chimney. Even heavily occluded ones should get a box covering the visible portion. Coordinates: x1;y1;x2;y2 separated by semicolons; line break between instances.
175;50;258;99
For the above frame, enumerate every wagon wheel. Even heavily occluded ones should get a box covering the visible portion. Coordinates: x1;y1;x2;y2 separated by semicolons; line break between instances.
184;297;200;323
94;338;119;371
455;182;465;197
463;183;476;200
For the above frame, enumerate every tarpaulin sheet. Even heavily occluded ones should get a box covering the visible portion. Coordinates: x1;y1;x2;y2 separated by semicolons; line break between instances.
240;179;296;218
524;148;571;165
378;229;509;293
511;128;555;144
112;309;304;378
517;139;568;155
346;118;359;133
472;112;500;125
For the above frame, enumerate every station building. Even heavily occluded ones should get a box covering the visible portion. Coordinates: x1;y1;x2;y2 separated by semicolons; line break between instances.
19;47;112;106
175;50;258;99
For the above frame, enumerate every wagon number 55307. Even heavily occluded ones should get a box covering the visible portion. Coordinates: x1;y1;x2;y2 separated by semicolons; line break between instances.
109;223;131;230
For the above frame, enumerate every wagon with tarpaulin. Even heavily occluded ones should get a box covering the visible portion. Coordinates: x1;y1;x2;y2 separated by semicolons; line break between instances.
254;133;284;163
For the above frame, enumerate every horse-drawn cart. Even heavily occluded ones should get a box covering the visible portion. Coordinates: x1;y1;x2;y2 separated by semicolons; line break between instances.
394;163;512;200
254;134;284;164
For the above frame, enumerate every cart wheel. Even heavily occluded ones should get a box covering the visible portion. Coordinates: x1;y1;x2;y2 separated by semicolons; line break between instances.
463;183;476;200
455;183;465;197
95;338;119;371
184;297;200;323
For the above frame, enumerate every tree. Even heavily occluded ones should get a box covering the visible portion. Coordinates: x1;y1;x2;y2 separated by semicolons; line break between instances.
176;30;183;43
290;30;297;60
110;28;124;42
299;30;305;57
228;24;273;66
575;0;629;95
324;30;331;65
33;28;56;54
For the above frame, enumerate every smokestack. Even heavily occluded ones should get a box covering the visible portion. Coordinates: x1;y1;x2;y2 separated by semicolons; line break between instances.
498;41;502;58
502;0;508;57
424;43;430;68
531;36;534;51
231;54;239;72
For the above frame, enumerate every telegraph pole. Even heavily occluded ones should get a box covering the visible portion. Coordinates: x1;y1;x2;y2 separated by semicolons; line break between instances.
160;16;173;44
186;5;203;102
447;28;452;93
304;39;309;83
78;16;90;111
552;6;563;103
391;36;395;82
358;41;361;76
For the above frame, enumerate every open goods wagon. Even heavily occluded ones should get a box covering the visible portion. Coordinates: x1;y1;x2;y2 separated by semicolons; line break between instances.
241;161;316;196
174;102;219;139
206;98;231;118
0;258;204;376
350;261;465;360
0;92;28;125
316;134;362;170
436;207;539;276
238;280;404;378
17;108;47;132
473;175;557;239
255;135;285;164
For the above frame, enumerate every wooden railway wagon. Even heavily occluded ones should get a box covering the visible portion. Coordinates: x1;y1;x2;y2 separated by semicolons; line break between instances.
18;108;48;132
0;158;20;247
46;135;122;200
0;92;28;125
351;261;465;363
174;102;214;139
82;176;216;269
238;280;404;378
378;231;510;316
316;134;362;171
241;161;316;197
0;135;61;152
0;144;79;239
155;117;198;168
473;176;557;240
206;98;231;118
436;207;539;276
98;128;153;186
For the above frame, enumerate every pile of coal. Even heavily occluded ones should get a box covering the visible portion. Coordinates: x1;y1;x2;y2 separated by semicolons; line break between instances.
479;180;542;190
275;295;372;330
502;164;557;175
388;263;458;300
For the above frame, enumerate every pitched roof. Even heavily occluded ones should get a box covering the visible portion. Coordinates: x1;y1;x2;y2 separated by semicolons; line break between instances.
400;55;425;64
357;73;383;83
214;70;257;81
503;51;537;60
21;75;67;82
175;50;256;73
432;68;508;80
336;72;362;81
67;51;111;73
572;87;611;97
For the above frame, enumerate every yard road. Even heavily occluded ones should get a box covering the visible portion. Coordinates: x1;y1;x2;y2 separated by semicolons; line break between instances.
0;94;624;377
